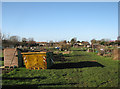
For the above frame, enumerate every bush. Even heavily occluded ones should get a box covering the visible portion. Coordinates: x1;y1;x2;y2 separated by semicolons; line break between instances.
61;45;71;51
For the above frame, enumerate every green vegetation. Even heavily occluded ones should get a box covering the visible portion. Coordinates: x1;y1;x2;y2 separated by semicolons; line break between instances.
0;52;4;66
0;53;4;57
0;61;4;66
2;48;119;88
70;47;88;51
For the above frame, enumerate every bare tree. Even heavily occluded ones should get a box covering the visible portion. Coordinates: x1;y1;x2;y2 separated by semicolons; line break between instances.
21;37;28;47
1;33;11;48
63;40;67;44
70;37;77;46
10;36;20;42
91;39;96;44
101;38;111;42
28;37;34;42
49;40;54;47
28;37;36;47
9;36;20;47
22;37;27;42
0;33;7;40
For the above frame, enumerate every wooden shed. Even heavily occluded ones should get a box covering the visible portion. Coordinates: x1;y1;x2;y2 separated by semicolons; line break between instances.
113;47;120;60
4;48;23;68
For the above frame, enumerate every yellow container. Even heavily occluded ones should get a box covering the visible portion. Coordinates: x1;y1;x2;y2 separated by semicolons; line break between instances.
21;52;47;69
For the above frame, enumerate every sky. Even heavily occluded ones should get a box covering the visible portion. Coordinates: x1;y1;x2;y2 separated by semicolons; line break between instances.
2;2;118;42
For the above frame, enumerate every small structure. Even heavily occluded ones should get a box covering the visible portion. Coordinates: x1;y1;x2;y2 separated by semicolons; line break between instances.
73;43;84;48
87;45;91;48
113;47;120;60
91;43;100;49
36;42;47;46
4;48;23;68
87;48;94;52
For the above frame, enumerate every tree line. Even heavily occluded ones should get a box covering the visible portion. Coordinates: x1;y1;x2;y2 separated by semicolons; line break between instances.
0;33;37;48
0;32;120;48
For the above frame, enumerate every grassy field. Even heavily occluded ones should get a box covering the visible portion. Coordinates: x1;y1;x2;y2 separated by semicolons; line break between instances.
1;47;120;88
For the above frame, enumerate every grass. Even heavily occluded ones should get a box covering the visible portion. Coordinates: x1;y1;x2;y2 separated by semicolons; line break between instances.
0;52;4;66
2;47;119;88
0;54;3;57
0;61;4;66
